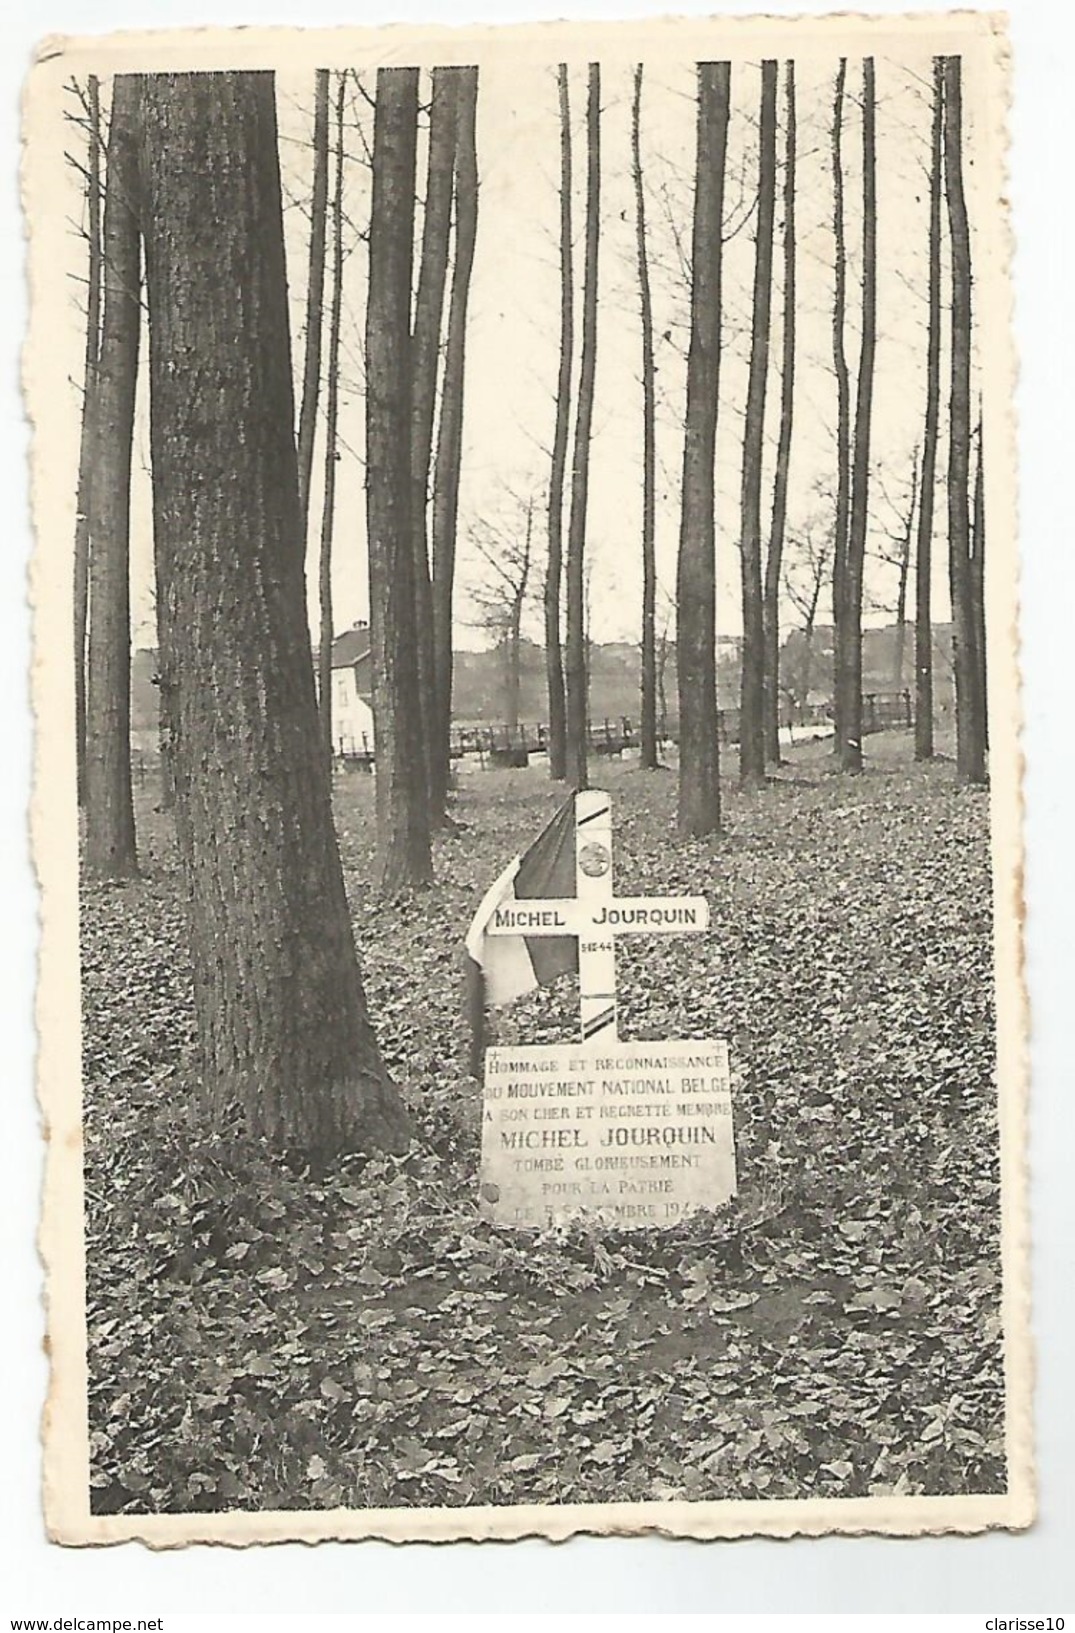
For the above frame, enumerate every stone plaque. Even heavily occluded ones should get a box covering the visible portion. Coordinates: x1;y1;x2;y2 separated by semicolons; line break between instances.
479;1038;736;1229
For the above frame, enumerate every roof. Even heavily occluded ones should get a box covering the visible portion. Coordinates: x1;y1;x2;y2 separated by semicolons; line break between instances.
331;627;372;669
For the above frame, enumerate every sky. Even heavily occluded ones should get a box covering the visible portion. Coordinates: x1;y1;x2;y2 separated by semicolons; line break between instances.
57;40;988;655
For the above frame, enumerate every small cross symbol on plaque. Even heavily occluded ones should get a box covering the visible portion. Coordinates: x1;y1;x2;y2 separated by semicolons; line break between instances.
486;790;709;1046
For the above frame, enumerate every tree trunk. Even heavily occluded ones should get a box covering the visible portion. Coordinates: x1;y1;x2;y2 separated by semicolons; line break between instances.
318;72;346;767
138;70;410;1159
739;59;778;787
412;68;457;814
545;64;573;783
972;406;988;748
631;64;659;772
84;75;140;880
73;74;102;809
830;59;852;760
367;67;432;890
677;63;730;838
296;69;329;531
915;59;943;762
893;449;918;691
564;64;600;793
837;57;877;773
430;67;479;824
944;56;987;785
764;60;796;766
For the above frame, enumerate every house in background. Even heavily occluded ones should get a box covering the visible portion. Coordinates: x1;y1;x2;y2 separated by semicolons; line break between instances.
330;620;375;757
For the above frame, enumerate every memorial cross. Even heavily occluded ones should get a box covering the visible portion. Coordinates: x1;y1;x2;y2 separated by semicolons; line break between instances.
486;789;709;1047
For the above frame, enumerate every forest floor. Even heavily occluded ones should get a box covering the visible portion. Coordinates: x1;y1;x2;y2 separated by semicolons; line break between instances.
80;730;1007;1515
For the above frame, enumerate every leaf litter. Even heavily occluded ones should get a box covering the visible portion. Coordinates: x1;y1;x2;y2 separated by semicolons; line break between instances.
81;734;1006;1513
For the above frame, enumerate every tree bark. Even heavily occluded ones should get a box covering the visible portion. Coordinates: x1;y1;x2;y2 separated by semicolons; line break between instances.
296;69;329;532
739;59;778;787
138;70;410;1159
544;64;573;783
944;55;987;785
317;72;346;767
564;64;601;793
837;56;877;773
367;67;433;889
915;59;943;762
631;64;659;772
73;74;102;809
430;67;479;824
764;60;796;765
411;69;457;813
830;60;852;760
676;62;730;838
84;75;140;880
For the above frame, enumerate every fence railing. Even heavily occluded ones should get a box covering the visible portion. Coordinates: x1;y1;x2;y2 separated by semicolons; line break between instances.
329;690;912;769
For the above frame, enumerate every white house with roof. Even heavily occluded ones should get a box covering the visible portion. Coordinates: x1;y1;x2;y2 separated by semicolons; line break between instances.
330;621;375;758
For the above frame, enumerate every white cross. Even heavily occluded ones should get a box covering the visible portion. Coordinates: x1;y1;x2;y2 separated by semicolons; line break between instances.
487;789;709;1046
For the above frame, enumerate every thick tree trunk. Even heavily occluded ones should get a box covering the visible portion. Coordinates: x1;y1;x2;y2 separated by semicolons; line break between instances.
973;408;988;748
565;64;601;793
73;74;102;809
837;57;877;773
915;59;944;762
944;56;987;785
830;60;851;760
318;73;346;767
84;75;140;880
138;70;410;1159
545;64;573;783
631;64;659;772
430;67;479;824
764;60;796;766
677;63;730;838
296;68;329;531
367;67;432;889
739;59;778;787
411;69;457;814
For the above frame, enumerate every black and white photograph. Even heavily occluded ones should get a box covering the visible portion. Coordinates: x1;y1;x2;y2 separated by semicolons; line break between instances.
24;10;1030;1545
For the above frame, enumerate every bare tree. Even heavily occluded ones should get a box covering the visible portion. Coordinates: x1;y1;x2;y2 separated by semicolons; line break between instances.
943;55;986;784
71;75;102;808
782;523;832;714
830;60;852;760
631;64;660;771
763;60;796;765
317;72;346;765
564;63;601;792
677;62;731;838
411;68;458;808
544;64;573;782
467;497;535;731
877;451;918;690
430;66;479;824
84;74;140;880
738;60;778;787
296;69;329;530
138;69;411;1159
366;67;432;890
835;57;877;773
915;58;944;762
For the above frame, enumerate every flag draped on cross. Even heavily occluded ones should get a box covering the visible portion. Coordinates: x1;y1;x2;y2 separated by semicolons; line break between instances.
464;797;578;1075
